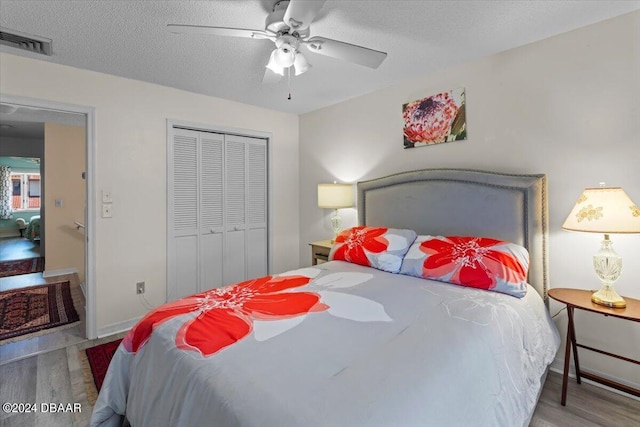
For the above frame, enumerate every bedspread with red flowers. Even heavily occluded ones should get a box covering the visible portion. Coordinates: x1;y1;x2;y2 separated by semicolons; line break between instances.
92;261;559;427
123;275;329;356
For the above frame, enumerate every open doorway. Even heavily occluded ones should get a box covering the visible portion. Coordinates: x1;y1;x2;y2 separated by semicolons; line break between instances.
0;97;95;360
0;156;43;263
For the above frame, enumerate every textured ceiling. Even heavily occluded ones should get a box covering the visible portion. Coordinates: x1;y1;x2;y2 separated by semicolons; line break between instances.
0;0;639;115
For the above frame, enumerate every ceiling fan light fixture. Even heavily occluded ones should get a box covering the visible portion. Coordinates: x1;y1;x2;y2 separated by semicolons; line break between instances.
274;45;296;68
169;0;389;87
293;52;311;76
266;49;285;76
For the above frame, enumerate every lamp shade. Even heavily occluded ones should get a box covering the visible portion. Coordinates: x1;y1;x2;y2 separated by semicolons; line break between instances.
266;49;285;76
562;186;640;234
293;52;311;76
318;184;353;209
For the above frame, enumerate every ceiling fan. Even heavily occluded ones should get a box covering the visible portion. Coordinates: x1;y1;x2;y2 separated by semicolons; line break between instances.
167;0;387;84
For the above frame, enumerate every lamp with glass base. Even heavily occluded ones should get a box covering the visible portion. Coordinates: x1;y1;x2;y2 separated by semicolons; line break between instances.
317;183;353;242
562;185;640;308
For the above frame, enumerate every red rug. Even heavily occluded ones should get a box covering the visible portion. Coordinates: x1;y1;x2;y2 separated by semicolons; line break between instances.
0;281;79;342
0;257;45;277
86;339;122;392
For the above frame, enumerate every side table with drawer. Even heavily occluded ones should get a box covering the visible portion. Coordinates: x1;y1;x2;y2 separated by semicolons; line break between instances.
309;240;333;265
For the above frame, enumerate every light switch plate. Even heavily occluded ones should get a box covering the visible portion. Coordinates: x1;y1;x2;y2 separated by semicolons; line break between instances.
102;190;113;203
102;203;113;218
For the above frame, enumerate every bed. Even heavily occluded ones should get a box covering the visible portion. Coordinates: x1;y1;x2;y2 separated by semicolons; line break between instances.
91;168;560;427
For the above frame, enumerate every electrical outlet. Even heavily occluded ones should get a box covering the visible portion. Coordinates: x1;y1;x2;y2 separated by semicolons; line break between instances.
136;281;145;294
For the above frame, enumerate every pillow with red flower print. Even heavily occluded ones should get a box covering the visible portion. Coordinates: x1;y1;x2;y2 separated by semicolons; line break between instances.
399;236;530;298
329;226;417;273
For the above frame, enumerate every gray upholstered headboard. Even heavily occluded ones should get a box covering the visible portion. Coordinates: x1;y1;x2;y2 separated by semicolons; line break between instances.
357;169;548;300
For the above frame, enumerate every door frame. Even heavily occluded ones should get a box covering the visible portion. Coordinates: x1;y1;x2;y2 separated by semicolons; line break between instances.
166;119;273;301
1;93;97;339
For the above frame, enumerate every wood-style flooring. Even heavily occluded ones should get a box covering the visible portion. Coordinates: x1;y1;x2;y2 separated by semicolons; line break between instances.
531;372;639;426
0;333;126;427
0;236;86;366
1;346;638;427
0;237;98;427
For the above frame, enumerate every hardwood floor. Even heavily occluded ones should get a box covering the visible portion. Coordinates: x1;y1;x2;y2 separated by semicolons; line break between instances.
0;349;637;427
0;227;85;362
532;372;639;426
0;334;126;427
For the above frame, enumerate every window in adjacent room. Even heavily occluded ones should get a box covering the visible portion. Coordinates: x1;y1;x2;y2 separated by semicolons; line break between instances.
11;173;41;210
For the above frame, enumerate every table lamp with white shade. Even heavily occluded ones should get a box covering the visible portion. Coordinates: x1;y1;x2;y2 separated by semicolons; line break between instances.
318;183;353;242
562;184;640;308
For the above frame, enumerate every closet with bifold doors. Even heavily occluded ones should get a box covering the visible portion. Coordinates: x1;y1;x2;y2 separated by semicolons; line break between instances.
167;126;268;302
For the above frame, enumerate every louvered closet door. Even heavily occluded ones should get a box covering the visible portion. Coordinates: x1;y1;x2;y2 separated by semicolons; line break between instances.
199;132;225;290
169;128;199;301
224;135;268;284
246;139;267;278
224;136;247;285
169;128;268;302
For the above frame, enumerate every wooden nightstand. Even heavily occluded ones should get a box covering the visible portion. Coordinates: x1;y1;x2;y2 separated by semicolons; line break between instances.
548;288;640;406
309;240;333;265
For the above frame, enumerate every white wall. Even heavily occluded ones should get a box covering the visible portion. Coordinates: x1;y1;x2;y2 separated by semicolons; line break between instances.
0;52;300;334
300;12;640;388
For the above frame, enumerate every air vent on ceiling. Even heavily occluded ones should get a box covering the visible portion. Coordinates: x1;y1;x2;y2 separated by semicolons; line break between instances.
0;27;52;56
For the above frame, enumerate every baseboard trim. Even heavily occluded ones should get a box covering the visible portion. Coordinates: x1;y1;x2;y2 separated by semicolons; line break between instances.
97;316;141;339
549;359;640;401
42;268;78;278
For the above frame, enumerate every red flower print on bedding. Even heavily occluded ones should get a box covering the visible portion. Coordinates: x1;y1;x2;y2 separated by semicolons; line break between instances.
122;275;328;356
332;226;389;266
420;236;527;290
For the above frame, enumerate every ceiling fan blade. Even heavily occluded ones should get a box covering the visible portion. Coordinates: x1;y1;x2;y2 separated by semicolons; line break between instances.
283;0;327;32
167;24;273;40
262;67;283;84
305;36;387;69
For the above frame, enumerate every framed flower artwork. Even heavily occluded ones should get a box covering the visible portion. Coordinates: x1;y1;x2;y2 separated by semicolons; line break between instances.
403;87;467;149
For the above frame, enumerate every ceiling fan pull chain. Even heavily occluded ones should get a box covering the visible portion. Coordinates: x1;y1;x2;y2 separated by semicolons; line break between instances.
287;67;292;100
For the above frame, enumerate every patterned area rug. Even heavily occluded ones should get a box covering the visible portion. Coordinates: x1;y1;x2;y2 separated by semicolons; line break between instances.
0;257;45;277
0;281;79;342
81;339;122;405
